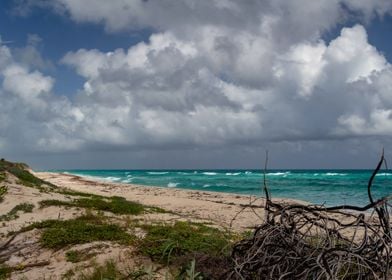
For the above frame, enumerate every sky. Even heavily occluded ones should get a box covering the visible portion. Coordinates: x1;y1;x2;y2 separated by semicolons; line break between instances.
1;0;392;170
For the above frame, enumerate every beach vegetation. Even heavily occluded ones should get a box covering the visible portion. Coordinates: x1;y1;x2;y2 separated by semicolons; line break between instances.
38;199;73;208
0;264;12;279
39;196;144;215
39;196;166;215
65;250;80;263
0;159;55;191
57;189;103;198
19;215;134;249
0;172;5;182
0;186;7;202
77;196;144;215
0;203;34;221
65;243;107;263
138;221;232;264
125;265;160;280
63;262;162;280
177;259;203;280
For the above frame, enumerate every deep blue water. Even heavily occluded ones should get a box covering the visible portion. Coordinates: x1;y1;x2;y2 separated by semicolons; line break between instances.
55;169;392;207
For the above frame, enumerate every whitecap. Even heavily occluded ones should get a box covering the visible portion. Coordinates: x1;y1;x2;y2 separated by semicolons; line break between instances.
105;176;121;181
267;172;290;176
325;173;347;176
167;182;179;188
245;171;252;175
376;173;392;176
202;184;210;188
203;172;217;175
148;172;169;175
225;172;241;176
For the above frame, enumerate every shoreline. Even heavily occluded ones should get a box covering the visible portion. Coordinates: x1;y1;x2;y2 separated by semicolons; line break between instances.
42;170;308;202
34;171;304;231
44;169;385;208
0;162;377;279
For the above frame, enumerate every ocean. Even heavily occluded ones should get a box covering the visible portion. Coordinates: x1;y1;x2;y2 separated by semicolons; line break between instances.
58;169;392;207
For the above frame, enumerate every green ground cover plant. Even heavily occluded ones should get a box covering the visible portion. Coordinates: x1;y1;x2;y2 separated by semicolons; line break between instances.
0;172;5;182
39;196;167;215
139;221;232;264
0;186;7;202
39;196;145;215
20;215;133;249
0;265;12;279
0;203;34;221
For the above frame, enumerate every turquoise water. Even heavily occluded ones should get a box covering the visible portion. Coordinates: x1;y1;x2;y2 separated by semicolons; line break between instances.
58;170;392;207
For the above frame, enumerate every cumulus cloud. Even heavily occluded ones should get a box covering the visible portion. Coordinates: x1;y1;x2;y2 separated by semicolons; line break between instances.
57;24;391;148
2;1;392;168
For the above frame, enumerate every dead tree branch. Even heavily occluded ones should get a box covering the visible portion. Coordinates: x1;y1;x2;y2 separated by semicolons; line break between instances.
228;152;392;279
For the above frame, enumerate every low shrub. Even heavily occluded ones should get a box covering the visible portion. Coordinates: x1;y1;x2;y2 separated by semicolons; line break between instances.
21;215;133;249
40;196;145;215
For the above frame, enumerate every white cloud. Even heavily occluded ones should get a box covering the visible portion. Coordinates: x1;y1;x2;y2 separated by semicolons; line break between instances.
325;25;387;82
2;1;392;168
337;109;392;135
274;41;327;97
62;49;110;79
3;65;53;99
15;0;391;39
57;24;391;147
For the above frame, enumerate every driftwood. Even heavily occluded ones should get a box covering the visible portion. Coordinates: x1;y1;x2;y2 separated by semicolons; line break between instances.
227;152;392;279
